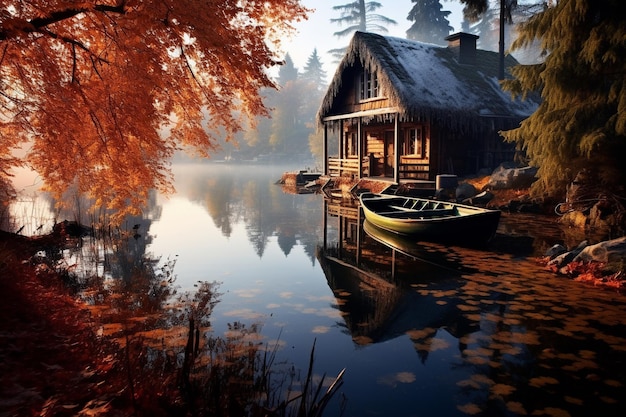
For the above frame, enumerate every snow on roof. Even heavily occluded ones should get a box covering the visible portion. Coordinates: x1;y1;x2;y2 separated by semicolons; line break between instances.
318;31;539;126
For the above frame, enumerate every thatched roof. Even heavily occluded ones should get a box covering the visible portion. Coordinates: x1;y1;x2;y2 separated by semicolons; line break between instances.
318;31;539;127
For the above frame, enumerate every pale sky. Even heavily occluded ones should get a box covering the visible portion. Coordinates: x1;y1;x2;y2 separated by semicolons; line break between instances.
285;0;465;81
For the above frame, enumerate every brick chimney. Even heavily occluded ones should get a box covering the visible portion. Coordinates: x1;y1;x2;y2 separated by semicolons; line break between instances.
445;32;479;65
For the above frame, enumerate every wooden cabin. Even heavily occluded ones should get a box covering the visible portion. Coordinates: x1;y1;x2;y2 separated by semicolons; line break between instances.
317;31;539;185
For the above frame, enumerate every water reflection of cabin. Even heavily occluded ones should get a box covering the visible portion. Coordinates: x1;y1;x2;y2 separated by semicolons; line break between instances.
317;31;539;184
318;199;477;349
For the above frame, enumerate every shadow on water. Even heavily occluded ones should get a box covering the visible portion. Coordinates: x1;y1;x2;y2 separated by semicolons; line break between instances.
317;197;626;417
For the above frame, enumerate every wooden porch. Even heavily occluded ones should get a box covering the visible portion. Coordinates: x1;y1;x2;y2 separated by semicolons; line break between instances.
327;156;432;181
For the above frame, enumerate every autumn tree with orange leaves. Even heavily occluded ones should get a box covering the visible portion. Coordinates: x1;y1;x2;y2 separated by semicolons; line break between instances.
0;0;307;220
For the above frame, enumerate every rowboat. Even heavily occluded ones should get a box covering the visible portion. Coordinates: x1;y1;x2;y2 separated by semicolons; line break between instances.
358;192;500;244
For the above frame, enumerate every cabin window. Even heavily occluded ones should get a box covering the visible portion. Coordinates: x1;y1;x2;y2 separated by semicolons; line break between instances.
346;131;358;156
359;67;379;100
404;127;424;158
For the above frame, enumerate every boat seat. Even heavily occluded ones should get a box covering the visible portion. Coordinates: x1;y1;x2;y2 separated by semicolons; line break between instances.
376;208;456;217
413;208;456;217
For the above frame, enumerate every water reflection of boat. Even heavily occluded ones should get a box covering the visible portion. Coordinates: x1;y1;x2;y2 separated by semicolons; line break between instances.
364;220;439;260
359;192;500;244
363;220;472;273
317;248;478;352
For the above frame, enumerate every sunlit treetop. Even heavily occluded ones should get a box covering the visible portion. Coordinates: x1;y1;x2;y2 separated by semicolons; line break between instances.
0;0;308;221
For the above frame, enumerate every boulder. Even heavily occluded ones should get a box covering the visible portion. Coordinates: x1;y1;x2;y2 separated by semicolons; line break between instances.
545;244;567;260
547;240;589;270
456;182;477;200
573;236;626;268
488;165;538;190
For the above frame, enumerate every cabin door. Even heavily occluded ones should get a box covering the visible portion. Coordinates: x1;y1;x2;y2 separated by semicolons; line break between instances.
384;131;394;177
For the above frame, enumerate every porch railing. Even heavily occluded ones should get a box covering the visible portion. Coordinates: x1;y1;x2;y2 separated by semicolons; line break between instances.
327;157;369;177
398;157;430;180
327;156;430;181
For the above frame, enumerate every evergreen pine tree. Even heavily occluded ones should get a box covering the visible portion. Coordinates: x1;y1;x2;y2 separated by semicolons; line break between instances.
278;54;299;84
406;0;453;45
301;49;328;165
329;1;397;60
469;3;499;51
302;49;328;90
502;0;626;198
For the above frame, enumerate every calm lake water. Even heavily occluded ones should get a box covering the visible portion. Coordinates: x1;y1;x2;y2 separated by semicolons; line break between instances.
9;163;626;417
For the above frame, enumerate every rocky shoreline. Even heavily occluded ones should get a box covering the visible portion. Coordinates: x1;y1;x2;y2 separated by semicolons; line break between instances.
280;163;626;289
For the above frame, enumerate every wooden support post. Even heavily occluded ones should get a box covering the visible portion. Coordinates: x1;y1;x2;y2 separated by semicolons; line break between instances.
394;113;400;183
323;123;328;176
357;117;363;179
339;119;344;160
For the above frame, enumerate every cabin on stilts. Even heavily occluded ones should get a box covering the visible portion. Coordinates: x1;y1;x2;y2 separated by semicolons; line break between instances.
317;31;539;188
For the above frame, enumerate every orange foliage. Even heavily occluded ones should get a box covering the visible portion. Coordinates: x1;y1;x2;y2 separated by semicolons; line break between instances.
0;1;308;221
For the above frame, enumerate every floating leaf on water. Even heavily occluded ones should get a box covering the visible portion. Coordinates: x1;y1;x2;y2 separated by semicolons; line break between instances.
489;342;512;351
430;337;450;352
528;376;560;388
540;348;556;358
465;346;493;357
414;342;430;352
502;346;523;356
466;356;489;365
484;312;508;323
505;401;527;414
457;304;479;312
563;359;599;372
510;331;542;345
406;328;436;340
312;325;330;334
600;396;618;404
457;403;482;415
534;407;571;417
457;379;481;388
353;335;373;345
556;352;578;361
426;290;447;298
459;334;478;345
578;350;596;359
605;379;623;387
509;303;536;312
525;312;551;321
395;371;416;383
517;293;536;301
471;374;494;386
491;383;516;396
564;396;583;405
503;317;522;326
466;314;482;322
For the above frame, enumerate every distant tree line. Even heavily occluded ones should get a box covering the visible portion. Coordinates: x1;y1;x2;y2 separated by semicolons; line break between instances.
212;50;327;166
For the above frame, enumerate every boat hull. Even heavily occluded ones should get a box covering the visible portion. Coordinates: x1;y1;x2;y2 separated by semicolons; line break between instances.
359;193;500;244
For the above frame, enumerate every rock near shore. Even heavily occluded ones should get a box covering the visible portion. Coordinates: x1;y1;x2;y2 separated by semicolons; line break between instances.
543;237;626;288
